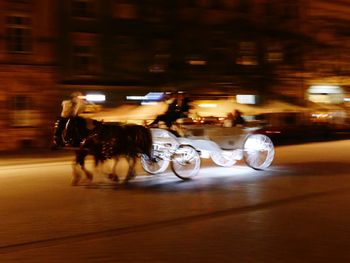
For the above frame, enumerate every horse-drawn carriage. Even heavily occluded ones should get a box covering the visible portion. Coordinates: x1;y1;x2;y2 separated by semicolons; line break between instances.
140;125;275;180
53;117;274;184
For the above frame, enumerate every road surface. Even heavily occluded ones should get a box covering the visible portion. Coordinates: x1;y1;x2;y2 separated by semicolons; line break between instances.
0;140;350;262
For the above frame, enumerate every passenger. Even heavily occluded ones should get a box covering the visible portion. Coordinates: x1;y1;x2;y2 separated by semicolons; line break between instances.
232;109;246;126
223;112;234;127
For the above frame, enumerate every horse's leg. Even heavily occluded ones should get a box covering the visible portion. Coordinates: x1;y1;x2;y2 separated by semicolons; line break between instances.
107;156;119;182
72;151;84;186
81;153;93;183
103;156;119;182
71;162;81;186
92;149;114;184
124;155;136;184
91;154;103;182
72;150;92;186
83;168;93;184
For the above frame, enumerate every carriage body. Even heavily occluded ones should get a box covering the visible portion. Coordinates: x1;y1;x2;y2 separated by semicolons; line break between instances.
141;125;275;180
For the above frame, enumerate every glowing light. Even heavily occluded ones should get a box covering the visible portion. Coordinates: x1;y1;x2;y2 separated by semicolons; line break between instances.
198;103;217;108
144;92;164;100
309;85;342;94
85;94;106;102
308;85;344;104
188;60;206;65
126;96;145;100
236;94;257;104
141;101;158;105
344;98;350;102
265;131;281;134
127;92;164;101
312;113;329;118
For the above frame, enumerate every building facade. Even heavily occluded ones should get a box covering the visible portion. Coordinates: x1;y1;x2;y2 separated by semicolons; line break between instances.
0;0;349;150
57;0;309;101
0;0;58;150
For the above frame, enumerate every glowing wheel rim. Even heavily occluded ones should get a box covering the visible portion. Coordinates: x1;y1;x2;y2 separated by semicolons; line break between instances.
141;154;169;174
210;151;236;167
243;134;274;170
171;145;201;180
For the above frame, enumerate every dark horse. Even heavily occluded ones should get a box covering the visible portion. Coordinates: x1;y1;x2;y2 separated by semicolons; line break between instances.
56;116;153;185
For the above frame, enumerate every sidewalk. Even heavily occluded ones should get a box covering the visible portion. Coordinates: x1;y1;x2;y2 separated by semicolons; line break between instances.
0;148;73;166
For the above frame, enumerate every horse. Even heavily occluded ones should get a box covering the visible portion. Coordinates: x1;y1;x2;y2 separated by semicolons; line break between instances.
52;116;94;185
60;116;153;185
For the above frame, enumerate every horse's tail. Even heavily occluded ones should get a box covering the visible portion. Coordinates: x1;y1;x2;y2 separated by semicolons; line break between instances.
123;124;153;158
143;126;153;158
135;125;153;158
131;125;152;158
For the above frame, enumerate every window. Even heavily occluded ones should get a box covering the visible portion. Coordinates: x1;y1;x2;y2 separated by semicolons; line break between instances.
72;0;94;18
73;44;97;75
149;39;170;73
115;36;145;77
71;33;98;75
266;42;283;63
6;15;32;53
113;0;138;19
236;41;257;66
9;95;37;127
12;95;29;110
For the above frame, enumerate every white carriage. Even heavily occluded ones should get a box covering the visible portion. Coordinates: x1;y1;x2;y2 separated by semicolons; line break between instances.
141;125;275;180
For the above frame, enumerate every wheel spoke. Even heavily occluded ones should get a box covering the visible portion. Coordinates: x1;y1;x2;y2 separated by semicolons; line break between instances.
210;151;236;167
141;154;169;174
171;145;200;180
243;134;274;170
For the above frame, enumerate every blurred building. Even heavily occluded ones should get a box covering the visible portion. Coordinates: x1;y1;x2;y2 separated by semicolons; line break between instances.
0;0;350;150
0;0;58;150
56;0;350;101
57;0;309;101
303;0;350;104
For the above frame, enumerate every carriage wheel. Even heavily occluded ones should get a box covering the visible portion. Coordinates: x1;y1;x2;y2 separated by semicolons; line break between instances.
171;145;201;180
243;134;274;170
140;154;170;175
210;151;236;167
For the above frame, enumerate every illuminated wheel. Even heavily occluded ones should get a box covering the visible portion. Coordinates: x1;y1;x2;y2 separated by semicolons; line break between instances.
171;145;201;180
210;150;236;167
243;134;274;170
140;154;169;174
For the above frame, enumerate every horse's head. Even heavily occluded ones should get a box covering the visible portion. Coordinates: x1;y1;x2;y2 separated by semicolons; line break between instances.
63;116;89;147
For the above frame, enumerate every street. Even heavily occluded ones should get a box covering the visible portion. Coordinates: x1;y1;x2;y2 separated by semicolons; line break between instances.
0;140;350;262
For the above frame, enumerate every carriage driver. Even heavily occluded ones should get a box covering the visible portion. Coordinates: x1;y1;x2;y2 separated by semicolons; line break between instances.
52;92;87;148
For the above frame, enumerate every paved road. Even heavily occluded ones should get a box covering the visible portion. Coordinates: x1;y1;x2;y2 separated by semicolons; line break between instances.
0;140;350;262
